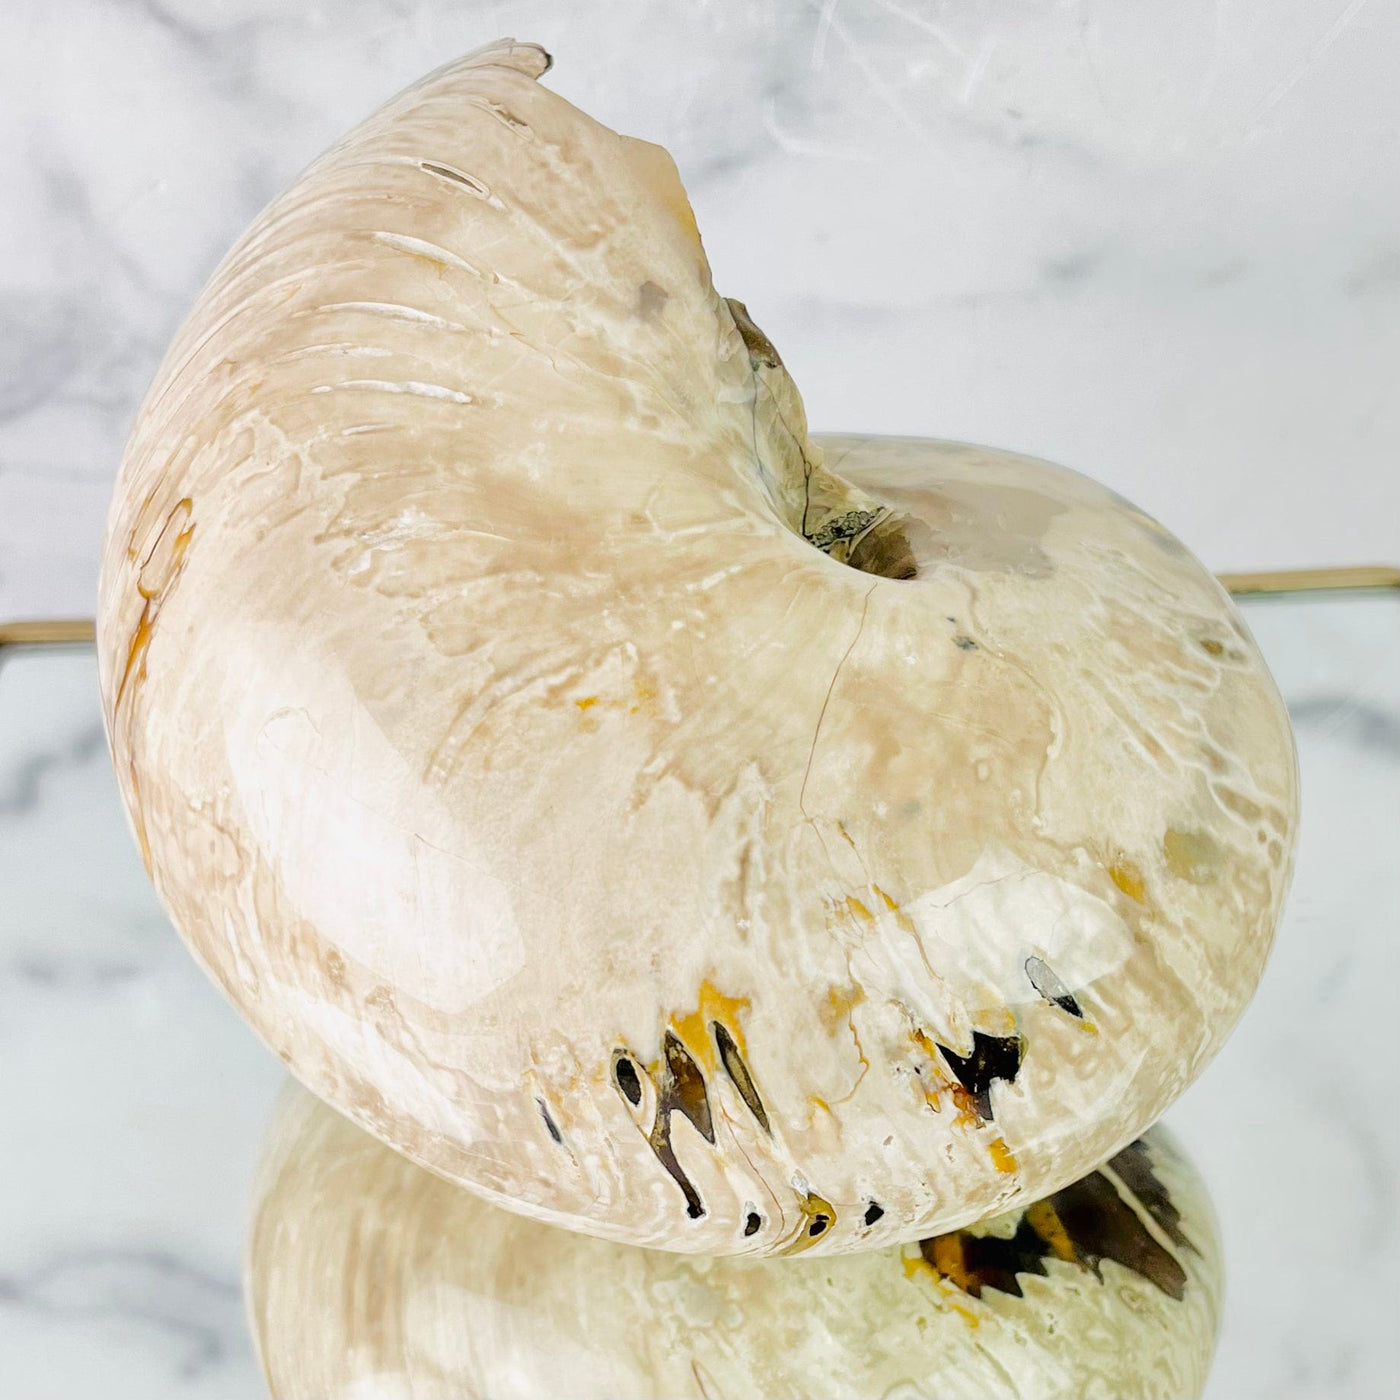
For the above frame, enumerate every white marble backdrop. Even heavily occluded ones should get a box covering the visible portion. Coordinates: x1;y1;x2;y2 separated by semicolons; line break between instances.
1;4;1398;1399
1;0;1399;623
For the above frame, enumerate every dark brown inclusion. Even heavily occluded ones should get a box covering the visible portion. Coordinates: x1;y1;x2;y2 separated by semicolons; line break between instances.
744;1211;762;1236
921;1163;1188;1302
535;1097;563;1144
613;1054;643;1107
935;1031;1025;1120
662;1032;714;1143
921;1217;1054;1298
1050;1170;1187;1300
1024;955;1084;1019
713;1022;770;1133
1108;1139;1192;1251
847;523;918;580
726;298;782;367
864;1201;885;1226
643;1033;716;1220
418;160;489;197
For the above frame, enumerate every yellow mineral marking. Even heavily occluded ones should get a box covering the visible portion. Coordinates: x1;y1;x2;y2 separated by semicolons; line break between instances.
947;1299;981;1328
909;1028;959;1120
1109;858;1148;903
928;1234;976;1293
116;609;156;712
115;498;196;874
902;1252;934;1281
117;501;195;710
909;1028;986;1126
902;1251;981;1326
628;675;658;715
781;1190;838;1255
820;982;871;1106
835;894;875;925
867;882;918;933
821;982;866;1031
670;978;752;1071
976;1003;1018;1037
949;1085;982;1129
989;1137;1018;1174
1026;1199;1077;1263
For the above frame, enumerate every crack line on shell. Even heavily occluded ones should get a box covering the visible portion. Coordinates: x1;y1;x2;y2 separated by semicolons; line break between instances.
799;583;877;821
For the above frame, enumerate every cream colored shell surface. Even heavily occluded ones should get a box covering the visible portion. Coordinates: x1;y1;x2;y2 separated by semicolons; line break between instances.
247;1083;1223;1400
98;39;1297;1255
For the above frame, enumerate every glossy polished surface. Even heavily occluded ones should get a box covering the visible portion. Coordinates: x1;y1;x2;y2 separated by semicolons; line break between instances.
97;41;1296;1255
248;1084;1221;1400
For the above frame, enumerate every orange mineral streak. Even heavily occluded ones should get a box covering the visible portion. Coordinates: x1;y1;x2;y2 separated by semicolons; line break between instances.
949;1086;983;1129
835;894;875;927
113;499;195;873
989;1137;1018;1174
909;1027;946;1115
670;979;752;1072
871;883;918;934
802;1094;839;1135
115;608;157;718
116;498;195;710
910;1027;983;1129
947;1298;981;1329
910;1026;940;1065
1026;1199;1077;1263
928;1234;976;1293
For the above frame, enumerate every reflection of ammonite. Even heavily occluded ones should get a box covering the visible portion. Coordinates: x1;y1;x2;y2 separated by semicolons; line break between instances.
249;1084;1222;1400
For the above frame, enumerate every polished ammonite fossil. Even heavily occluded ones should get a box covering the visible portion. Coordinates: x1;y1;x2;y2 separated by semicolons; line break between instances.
98;38;1297;1258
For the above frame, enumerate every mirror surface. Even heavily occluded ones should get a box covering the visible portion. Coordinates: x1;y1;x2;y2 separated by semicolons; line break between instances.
0;591;1395;1399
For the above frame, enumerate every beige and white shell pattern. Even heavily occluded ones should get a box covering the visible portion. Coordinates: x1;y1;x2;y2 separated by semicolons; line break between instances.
248;1083;1223;1400
98;39;1297;1255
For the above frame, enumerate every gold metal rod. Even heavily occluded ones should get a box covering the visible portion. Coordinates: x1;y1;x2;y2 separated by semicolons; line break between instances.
1;566;1396;649
0;618;96;647
1216;565;1400;595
